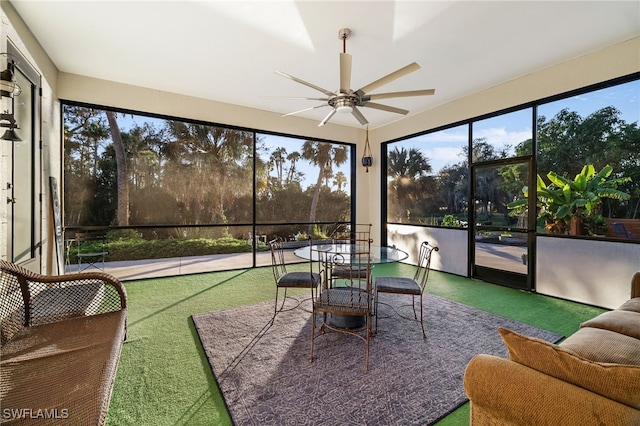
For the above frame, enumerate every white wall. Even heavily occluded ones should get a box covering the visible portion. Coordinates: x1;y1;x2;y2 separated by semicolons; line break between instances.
537;237;640;309
387;224;468;276
2;2;59;273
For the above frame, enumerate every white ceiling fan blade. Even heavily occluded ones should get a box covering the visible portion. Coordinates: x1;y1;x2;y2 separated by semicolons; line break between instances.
261;95;330;101
351;106;369;125
367;89;435;100
282;104;329;117
275;71;335;97
357;62;421;95
361;102;409;115
340;52;352;93
318;109;337;127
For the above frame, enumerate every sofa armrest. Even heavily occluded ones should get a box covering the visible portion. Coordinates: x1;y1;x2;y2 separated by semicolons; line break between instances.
632;272;640;299
464;354;640;425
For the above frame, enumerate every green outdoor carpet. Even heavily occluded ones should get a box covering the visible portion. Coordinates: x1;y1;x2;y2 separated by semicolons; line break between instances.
192;293;563;426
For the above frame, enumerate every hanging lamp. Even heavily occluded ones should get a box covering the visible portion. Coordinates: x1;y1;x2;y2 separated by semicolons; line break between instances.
361;127;373;172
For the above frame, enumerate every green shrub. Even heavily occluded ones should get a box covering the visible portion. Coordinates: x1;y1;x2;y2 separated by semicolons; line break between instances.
442;214;462;228
68;235;259;263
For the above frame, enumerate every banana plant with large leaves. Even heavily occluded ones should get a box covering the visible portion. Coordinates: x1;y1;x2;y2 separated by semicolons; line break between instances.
508;164;631;228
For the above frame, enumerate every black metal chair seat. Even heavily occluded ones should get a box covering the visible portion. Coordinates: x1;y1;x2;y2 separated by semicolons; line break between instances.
331;265;368;279
315;288;369;314
277;271;321;288
375;276;421;295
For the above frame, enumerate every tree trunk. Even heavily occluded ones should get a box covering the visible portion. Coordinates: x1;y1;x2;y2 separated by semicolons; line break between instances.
105;111;129;226
308;164;325;233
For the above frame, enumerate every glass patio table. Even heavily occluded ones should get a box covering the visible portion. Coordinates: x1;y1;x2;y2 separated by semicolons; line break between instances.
294;243;409;328
293;243;409;264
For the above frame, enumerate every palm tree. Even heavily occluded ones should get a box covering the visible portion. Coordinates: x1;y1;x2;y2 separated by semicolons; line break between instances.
269;147;287;188
301;141;349;225
333;172;348;192
387;146;433;222
286;151;301;186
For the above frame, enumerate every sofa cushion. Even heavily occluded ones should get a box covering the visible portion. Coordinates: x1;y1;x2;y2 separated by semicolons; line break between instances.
498;327;640;409
618;297;640;314
581;309;640;340
560;327;640;365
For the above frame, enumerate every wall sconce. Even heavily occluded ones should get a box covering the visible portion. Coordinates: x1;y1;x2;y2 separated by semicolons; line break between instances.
361;126;373;172
1;53;23;142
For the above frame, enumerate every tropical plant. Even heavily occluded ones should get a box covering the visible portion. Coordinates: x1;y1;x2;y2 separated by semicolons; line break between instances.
542;164;630;220
508;164;631;234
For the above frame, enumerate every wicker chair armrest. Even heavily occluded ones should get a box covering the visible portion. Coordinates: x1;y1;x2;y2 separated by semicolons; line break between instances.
30;270;127;310
1;261;127;331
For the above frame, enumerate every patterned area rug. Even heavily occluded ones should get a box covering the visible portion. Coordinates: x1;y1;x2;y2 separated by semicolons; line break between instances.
192;294;563;425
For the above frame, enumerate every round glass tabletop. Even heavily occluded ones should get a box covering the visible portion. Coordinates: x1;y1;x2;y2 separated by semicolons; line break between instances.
294;244;408;264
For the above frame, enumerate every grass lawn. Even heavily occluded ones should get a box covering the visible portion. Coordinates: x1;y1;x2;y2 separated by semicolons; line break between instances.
106;262;606;425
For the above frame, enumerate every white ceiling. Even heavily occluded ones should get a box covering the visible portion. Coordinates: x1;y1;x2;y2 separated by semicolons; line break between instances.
9;1;640;129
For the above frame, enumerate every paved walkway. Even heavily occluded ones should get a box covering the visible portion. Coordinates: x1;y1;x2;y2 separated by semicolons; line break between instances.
66;242;527;281
65;250;303;281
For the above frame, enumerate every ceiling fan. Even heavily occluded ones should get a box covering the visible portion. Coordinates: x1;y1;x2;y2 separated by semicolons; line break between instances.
274;28;435;127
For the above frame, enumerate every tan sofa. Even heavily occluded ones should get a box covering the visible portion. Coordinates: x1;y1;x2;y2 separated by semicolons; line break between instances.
464;272;640;425
0;260;127;425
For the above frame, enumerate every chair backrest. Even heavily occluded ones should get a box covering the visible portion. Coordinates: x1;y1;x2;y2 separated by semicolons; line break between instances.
268;237;288;283
332;223;372;244
322;235;373;301
75;232;108;251
413;241;439;293
612;222;632;238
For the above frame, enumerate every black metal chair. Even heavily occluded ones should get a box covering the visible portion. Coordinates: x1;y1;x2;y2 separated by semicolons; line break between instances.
330;223;372;283
74;232;109;271
311;235;373;371
374;241;438;339
268;237;321;322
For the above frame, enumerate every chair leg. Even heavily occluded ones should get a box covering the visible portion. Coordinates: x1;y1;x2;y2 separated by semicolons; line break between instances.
364;312;370;372
273;287;287;323
411;295;418;320
419;296;426;339
374;290;379;335
310;310;316;363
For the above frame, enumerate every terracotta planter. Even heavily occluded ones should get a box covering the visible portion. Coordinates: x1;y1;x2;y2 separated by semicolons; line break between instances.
569;217;584;236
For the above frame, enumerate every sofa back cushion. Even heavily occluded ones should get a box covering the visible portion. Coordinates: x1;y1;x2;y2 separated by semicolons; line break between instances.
581;309;640;340
562;327;640;365
499;327;640;410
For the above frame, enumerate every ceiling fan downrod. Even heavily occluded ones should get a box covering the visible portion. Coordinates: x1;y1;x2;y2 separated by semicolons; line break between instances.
338;28;351;54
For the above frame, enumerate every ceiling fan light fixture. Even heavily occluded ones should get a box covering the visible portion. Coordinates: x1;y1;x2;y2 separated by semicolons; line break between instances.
334;97;353;113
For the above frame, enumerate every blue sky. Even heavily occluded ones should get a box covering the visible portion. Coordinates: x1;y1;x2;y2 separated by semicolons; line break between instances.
395;79;639;175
